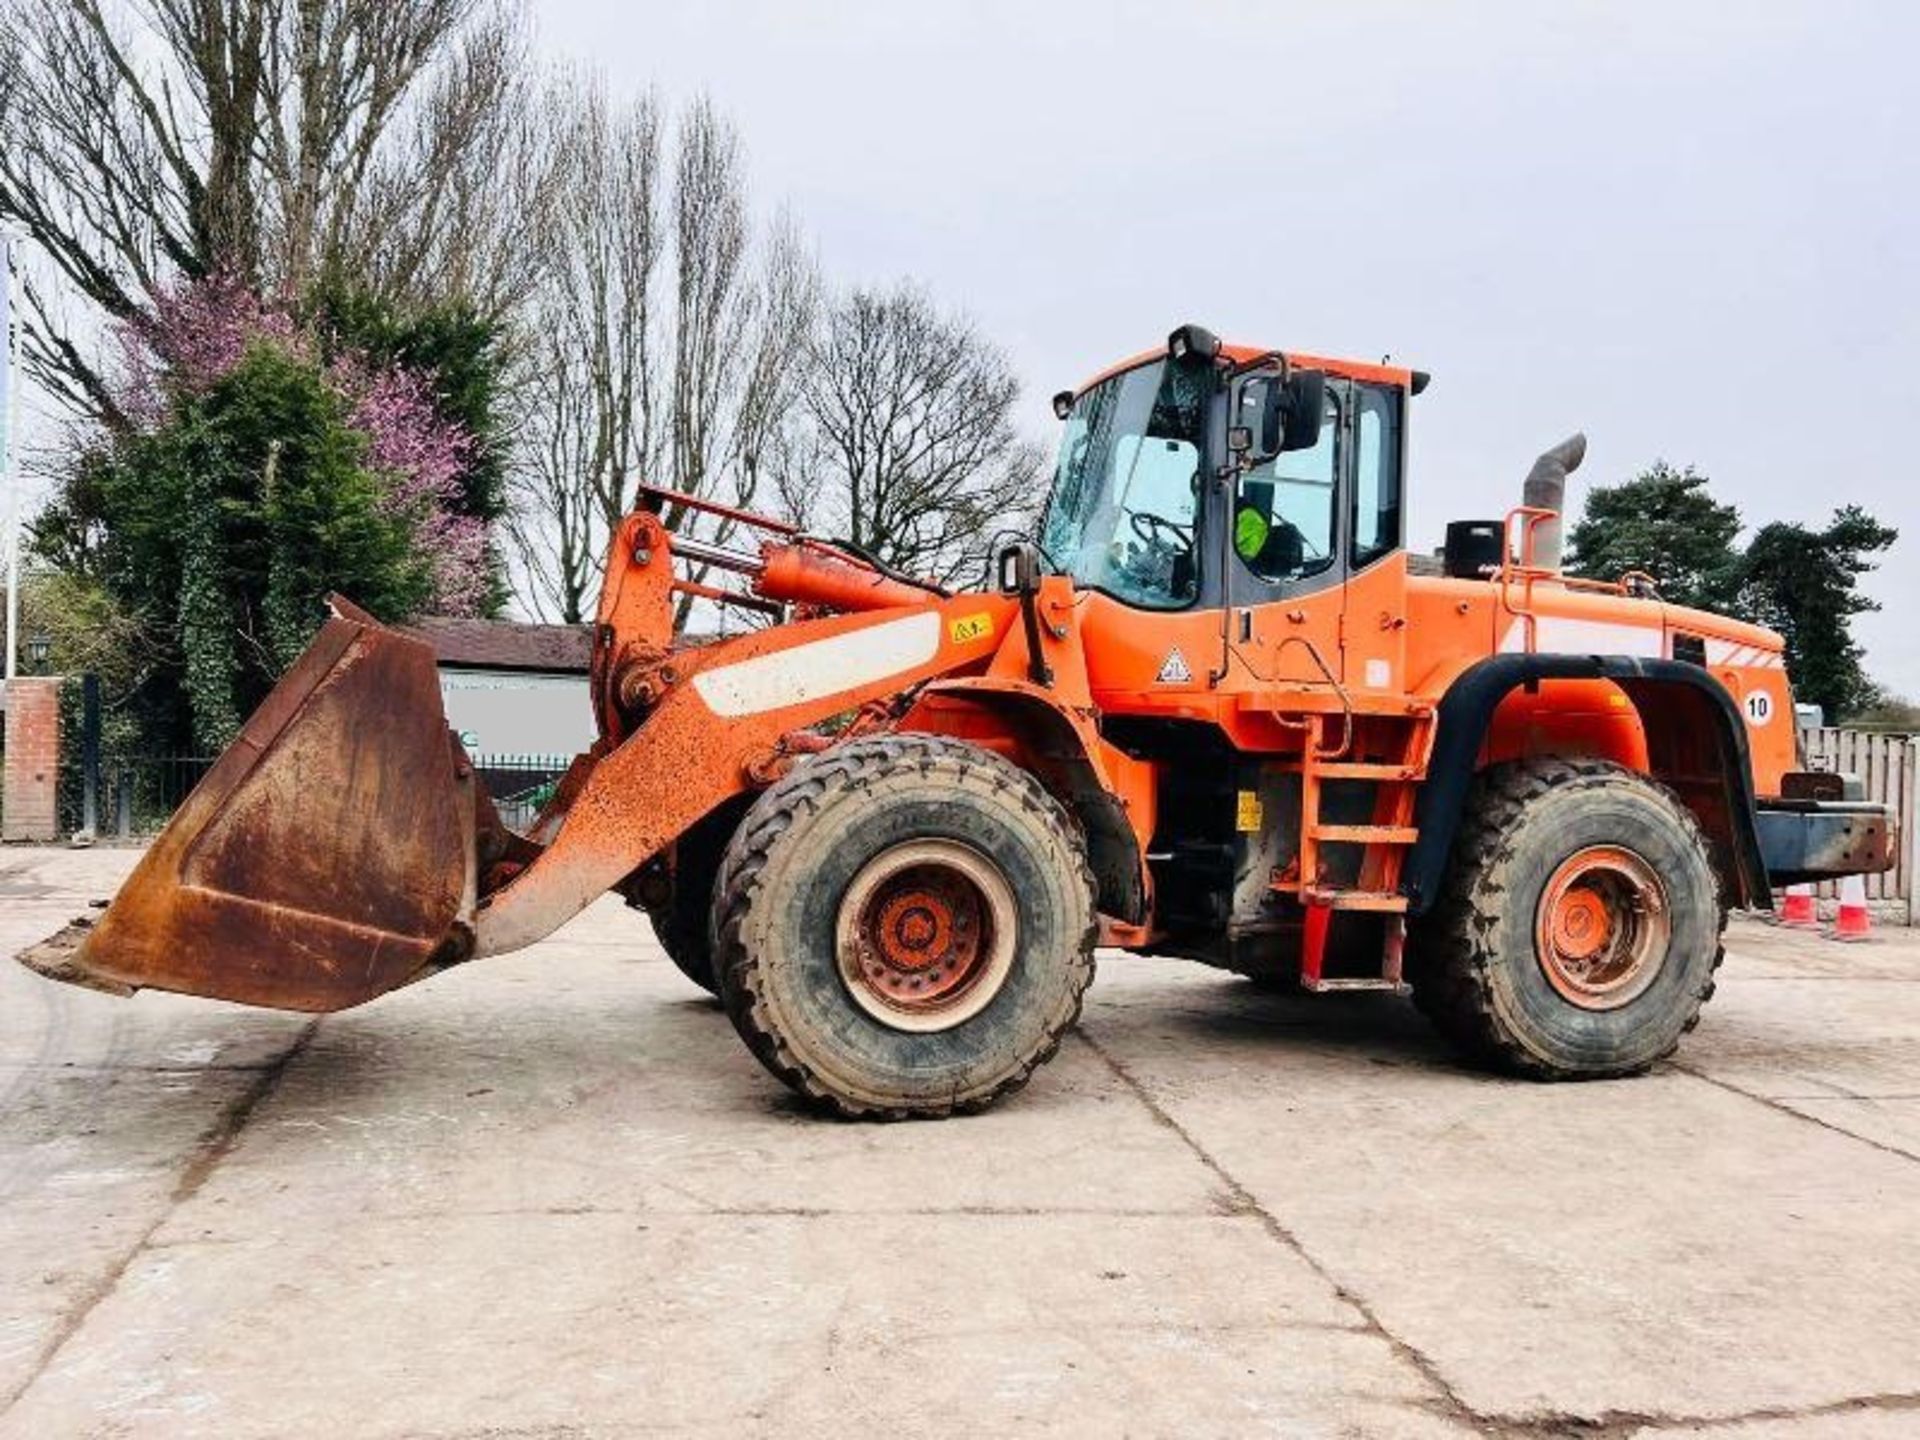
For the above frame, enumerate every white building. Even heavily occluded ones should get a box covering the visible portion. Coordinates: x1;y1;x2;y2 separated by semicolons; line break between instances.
402;617;596;761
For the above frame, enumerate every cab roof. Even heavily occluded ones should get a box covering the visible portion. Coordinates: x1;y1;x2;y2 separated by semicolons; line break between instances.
1077;342;1418;396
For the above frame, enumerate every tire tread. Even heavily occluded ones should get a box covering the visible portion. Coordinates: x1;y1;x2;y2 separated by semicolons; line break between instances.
1409;757;1727;1078
713;733;1098;1119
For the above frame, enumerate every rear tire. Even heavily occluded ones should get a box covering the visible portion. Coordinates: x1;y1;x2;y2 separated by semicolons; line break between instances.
644;800;746;996
648;894;717;996
1408;758;1726;1078
713;734;1097;1119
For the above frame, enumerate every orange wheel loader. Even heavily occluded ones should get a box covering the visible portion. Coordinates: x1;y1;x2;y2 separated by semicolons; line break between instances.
19;325;1898;1117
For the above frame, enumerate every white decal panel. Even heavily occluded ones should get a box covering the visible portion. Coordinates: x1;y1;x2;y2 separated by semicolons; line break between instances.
1498;616;1664;658
1498;617;1783;669
691;612;941;718
1704;638;1785;670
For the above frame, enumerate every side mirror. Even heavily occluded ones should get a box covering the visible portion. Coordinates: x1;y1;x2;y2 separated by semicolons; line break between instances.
1278;370;1325;453
1259;381;1286;456
997;541;1043;596
1233;368;1322;462
998;542;1053;686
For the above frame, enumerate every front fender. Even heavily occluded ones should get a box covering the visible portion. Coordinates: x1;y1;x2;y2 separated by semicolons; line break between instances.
899;678;1154;924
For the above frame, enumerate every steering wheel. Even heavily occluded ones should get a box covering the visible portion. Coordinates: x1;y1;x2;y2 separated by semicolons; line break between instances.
1128;510;1191;554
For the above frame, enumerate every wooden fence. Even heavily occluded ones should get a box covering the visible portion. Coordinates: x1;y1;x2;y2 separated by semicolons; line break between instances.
1802;727;1917;922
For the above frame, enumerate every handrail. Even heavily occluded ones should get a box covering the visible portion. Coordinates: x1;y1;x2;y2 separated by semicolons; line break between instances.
1268;634;1355;761
1497;505;1558;651
636;482;799;536
1500;504;1558;577
1493;508;1662;644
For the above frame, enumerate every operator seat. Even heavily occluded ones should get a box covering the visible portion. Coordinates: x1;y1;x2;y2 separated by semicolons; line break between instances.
1249;519;1307;578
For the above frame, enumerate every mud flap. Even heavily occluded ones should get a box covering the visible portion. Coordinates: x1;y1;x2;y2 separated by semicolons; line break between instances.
17;599;489;1011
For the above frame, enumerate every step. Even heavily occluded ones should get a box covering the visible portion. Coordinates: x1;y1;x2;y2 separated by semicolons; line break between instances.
1301;976;1412;995
1310;761;1420;780
1303;888;1410;914
1308;824;1419;845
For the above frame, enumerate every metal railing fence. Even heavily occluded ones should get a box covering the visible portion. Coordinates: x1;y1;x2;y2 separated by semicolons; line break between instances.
471;754;573;831
54;752;574;839
32;718;1918;924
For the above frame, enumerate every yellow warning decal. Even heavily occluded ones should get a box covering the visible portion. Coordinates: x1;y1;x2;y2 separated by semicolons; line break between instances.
1235;790;1263;832
950;612;994;644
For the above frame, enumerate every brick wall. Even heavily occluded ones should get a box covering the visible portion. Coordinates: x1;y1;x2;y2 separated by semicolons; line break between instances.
2;677;61;842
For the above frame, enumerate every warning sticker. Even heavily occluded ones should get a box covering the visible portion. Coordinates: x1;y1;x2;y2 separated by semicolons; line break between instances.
949;612;994;644
1235;790;1263;832
1156;648;1193;684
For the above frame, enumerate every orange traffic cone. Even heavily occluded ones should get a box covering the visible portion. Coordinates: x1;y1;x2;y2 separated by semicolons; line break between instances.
1830;873;1872;941
1778;883;1818;929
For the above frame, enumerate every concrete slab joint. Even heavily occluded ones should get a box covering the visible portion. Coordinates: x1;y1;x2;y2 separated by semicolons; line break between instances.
3;851;1920;1436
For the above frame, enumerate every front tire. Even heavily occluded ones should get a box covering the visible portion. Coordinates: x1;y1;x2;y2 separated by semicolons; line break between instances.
713;735;1097;1119
1408;758;1726;1078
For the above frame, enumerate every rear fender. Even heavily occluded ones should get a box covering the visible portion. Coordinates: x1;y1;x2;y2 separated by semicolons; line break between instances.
1403;655;1770;913
898;679;1154;924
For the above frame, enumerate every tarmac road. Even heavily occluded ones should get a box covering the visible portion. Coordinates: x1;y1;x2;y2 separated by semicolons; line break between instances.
2;845;1918;1438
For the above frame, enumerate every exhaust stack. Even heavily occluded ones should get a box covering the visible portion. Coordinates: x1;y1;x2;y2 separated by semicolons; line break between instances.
1520;432;1587;571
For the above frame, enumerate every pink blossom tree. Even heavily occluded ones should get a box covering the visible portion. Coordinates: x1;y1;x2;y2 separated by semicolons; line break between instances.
345;364;491;617
109;275;490;617
113;274;303;428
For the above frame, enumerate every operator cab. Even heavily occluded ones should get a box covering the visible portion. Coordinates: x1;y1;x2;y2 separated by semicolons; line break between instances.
1038;327;1410;611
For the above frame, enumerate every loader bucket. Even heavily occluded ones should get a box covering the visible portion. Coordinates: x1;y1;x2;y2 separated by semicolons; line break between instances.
18;598;486;1012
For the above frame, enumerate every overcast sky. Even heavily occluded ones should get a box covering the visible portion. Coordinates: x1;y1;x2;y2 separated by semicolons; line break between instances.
535;0;1919;694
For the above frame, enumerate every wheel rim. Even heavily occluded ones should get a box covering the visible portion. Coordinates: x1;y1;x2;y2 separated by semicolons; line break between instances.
835;839;1018;1033
1534;844;1671;1010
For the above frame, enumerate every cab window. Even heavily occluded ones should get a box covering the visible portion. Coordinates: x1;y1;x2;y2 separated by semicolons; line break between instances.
1351;384;1402;568
1234;383;1339;582
1039;359;1208;609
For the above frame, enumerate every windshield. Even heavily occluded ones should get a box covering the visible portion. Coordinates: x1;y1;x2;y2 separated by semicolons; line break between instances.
1038;359;1210;608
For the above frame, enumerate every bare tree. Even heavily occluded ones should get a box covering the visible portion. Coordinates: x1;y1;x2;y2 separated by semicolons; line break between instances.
781;284;1043;587
0;0;537;420
507;311;606;623
509;87;818;626
334;9;554;318
507;80;664;622
665;98;746;521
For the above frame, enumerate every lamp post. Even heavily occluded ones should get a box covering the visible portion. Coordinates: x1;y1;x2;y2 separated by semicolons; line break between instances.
24;632;49;672
2;228;17;684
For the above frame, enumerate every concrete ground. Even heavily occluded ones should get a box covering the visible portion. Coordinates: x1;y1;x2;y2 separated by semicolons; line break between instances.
2;848;1918;1439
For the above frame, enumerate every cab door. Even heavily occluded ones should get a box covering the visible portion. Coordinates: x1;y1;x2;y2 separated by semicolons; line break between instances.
1337;381;1409;697
1228;374;1356;687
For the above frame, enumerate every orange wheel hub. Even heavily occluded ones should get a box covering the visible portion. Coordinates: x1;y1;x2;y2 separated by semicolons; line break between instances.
862;878;978;999
1548;887;1612;961
835;840;1018;1033
1534;845;1671;1011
